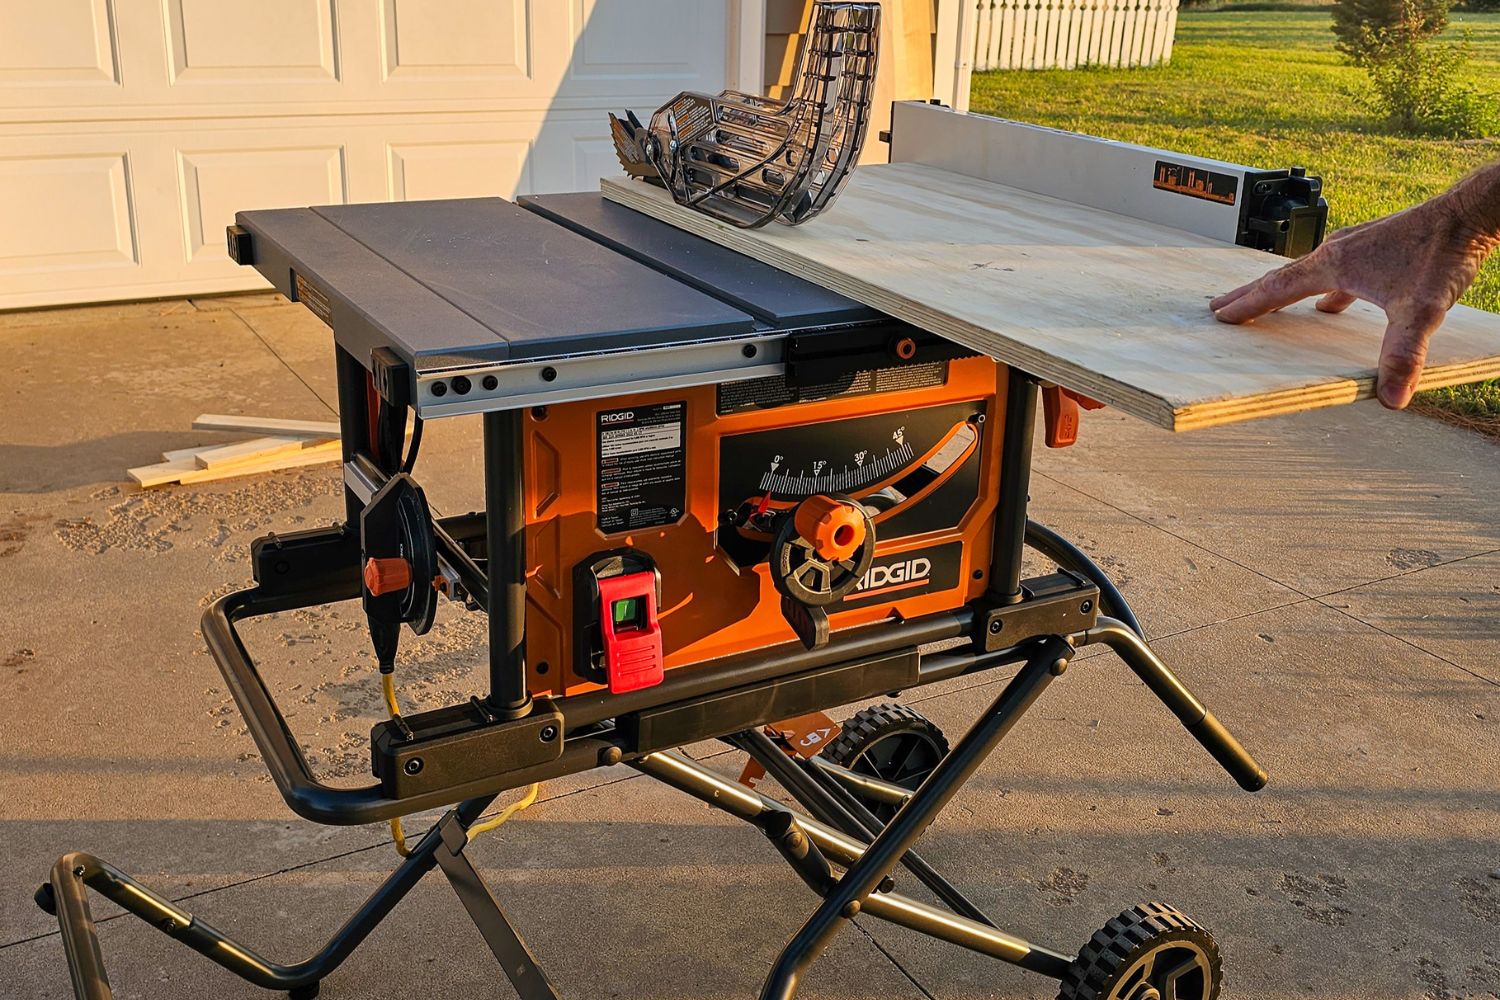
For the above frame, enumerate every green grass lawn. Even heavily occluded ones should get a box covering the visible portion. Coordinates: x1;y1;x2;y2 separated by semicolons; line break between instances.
968;8;1500;419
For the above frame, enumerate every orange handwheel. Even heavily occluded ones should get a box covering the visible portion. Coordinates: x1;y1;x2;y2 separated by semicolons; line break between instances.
794;494;868;562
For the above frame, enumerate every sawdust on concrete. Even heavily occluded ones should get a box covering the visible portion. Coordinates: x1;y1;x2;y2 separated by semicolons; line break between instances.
210;604;491;781
51;472;340;557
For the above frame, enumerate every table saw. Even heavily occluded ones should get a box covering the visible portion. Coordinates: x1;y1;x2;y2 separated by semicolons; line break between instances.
35;182;1278;1000
35;9;1500;996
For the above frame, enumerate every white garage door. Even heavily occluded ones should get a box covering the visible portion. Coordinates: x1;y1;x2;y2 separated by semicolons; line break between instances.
0;0;731;310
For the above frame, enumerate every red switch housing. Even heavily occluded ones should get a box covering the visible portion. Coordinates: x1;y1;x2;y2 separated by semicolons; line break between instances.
595;570;664;694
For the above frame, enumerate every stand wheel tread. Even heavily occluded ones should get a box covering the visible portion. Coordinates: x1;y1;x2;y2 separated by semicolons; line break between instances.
821;702;949;822
1059;901;1221;1000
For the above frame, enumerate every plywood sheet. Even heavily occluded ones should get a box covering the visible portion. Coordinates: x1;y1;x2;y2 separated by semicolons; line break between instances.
602;163;1500;431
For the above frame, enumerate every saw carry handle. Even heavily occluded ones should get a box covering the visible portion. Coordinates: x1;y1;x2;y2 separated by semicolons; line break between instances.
1086;617;1268;792
1034;520;1267;792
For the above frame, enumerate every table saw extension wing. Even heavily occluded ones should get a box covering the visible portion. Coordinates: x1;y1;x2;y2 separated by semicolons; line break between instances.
602;103;1500;432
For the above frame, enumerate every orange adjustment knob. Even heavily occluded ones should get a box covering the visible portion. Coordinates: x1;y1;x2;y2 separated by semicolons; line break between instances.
794;495;866;562
364;556;412;597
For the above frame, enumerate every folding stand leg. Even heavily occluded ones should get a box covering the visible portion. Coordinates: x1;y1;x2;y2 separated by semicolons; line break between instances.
633;747;1075;981
39;794;567;1000
39;795;498;1000
758;636;1073;1000
431;813;561;1000
731;728;997;927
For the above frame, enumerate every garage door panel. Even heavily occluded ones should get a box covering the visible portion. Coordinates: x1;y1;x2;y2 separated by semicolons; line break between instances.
519;115;624;196
372;0;570;104
0;151;136;273
178;144;347;267
0;0;169;115
388;136;533;201
380;0;529;81
0;0;730;308
562;0;726;95
571;134;626;195
0;0;119;86
164;0;340;84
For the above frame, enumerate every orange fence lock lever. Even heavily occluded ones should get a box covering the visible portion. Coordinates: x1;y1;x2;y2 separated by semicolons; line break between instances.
1042;385;1105;448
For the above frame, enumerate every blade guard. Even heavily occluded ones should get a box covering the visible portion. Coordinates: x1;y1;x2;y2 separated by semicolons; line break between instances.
609;2;881;229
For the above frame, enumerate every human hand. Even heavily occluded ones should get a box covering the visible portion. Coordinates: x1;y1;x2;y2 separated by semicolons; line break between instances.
1210;194;1497;409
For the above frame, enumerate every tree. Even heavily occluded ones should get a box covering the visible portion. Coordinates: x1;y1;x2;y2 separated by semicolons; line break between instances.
1331;0;1451;64
1337;0;1496;138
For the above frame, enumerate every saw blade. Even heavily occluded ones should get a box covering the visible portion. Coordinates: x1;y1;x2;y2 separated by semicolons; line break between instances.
608;111;662;184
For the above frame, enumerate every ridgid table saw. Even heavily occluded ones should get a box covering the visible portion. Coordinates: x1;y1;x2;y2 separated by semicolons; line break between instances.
36;189;1273;1000
34;5;1500;998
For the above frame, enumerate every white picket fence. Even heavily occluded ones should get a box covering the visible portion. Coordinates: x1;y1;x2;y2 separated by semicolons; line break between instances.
970;0;1180;70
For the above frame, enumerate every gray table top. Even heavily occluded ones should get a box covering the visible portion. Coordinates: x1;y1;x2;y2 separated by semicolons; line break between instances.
236;196;767;372
520;193;878;328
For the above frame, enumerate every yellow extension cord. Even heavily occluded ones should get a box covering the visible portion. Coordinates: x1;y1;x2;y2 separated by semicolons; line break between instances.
381;672;540;857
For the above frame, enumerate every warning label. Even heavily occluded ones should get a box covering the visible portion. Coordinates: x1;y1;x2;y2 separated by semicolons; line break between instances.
596;401;687;534
293;272;332;326
666;95;713;140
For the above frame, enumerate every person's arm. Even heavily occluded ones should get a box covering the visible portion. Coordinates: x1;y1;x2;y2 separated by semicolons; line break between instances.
1210;161;1500;409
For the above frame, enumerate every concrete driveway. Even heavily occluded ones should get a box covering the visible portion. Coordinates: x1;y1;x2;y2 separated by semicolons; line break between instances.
1;295;1496;999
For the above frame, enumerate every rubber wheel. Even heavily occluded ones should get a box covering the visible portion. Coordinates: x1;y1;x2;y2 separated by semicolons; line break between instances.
821;703;949;823
33;883;56;916
1059;902;1222;1000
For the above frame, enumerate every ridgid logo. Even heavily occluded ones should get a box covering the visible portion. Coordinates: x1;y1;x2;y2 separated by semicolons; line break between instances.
854;555;932;594
600;411;635;424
